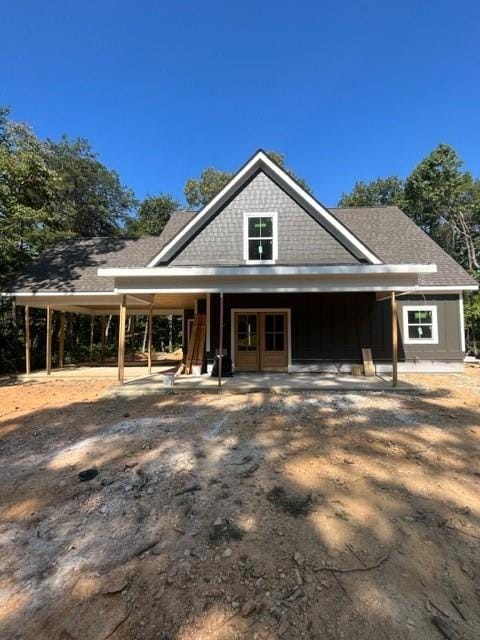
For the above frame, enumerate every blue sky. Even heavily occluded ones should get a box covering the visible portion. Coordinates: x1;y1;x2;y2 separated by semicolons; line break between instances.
1;1;479;207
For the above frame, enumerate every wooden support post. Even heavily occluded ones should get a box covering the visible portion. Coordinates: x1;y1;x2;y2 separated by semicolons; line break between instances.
59;312;65;369
101;315;105;364
218;292;224;388
118;297;127;383
25;305;31;375
147;306;153;375
89;314;95;364
131;315;136;359
391;292;398;388
46;305;52;375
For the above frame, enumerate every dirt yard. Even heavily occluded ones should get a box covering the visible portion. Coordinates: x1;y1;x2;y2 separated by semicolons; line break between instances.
0;369;479;640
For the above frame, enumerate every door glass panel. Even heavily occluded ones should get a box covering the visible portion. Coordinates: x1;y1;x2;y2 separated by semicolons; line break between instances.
263;314;285;352
238;315;257;351
265;333;274;350
265;315;274;332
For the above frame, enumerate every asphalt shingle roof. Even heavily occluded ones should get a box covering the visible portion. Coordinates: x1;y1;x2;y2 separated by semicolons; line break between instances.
5;207;476;292
331;206;477;287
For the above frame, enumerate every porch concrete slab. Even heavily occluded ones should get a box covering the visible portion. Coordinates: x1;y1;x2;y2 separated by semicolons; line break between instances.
116;371;418;394
10;364;174;382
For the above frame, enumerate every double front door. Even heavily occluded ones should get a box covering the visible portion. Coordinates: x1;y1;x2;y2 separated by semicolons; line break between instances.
234;311;288;372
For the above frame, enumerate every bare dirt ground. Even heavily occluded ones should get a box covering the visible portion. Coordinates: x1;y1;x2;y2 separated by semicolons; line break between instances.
0;368;479;640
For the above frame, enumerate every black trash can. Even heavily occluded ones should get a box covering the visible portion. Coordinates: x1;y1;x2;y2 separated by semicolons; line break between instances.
211;354;233;377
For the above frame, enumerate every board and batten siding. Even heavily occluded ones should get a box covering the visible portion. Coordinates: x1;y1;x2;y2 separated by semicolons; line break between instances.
207;293;463;365
170;171;360;266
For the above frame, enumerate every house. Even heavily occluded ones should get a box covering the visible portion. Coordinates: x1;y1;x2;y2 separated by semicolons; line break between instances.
6;150;478;384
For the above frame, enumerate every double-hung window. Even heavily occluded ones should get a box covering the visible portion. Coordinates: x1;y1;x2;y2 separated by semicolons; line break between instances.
403;305;438;344
244;213;277;264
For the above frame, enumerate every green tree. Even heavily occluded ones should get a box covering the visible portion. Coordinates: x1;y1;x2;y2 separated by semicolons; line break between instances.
184;167;232;208
0;109;62;283
45;136;136;236
126;194;180;236
339;176;404;207
184;150;311;208
403;144;479;272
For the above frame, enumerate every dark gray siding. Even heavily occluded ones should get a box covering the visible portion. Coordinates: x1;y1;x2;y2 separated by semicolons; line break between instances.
207;293;463;364
171;172;359;266
397;295;463;359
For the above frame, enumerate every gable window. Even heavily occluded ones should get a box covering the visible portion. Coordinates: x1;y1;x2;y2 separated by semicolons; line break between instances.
244;212;278;263
403;305;438;344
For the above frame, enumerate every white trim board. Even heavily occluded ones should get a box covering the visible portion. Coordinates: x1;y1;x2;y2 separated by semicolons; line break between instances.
146;150;382;266
402;305;439;345
459;292;466;353
243;212;278;264
206;293;211;352
99;264;436;277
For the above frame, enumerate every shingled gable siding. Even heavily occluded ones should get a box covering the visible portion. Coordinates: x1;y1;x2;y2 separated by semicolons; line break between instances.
169;171;360;266
207;293;463;366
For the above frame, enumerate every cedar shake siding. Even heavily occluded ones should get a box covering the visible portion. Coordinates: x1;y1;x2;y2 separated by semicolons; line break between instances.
208;293;463;367
170;172;360;266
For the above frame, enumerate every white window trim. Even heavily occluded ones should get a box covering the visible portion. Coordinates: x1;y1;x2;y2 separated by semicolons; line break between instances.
243;212;278;265
403;305;439;344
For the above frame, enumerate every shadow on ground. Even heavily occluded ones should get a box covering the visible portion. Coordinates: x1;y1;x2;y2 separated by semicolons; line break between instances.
0;381;479;640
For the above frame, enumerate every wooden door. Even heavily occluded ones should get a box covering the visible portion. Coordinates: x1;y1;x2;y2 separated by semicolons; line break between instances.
235;313;259;371
260;312;288;371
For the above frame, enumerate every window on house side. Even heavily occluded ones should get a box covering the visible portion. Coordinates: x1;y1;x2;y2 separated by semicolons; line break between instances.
403;305;438;344
244;213;277;263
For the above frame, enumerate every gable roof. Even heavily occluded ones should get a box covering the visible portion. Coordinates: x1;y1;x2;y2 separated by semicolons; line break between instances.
332;207;477;288
6;212;197;293
147;150;382;266
5;205;476;294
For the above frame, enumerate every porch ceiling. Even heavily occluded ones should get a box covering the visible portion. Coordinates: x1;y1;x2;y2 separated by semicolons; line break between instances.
11;292;203;314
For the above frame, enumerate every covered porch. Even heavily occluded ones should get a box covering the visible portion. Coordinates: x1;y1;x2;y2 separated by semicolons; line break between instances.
13;287;402;388
14;292;202;383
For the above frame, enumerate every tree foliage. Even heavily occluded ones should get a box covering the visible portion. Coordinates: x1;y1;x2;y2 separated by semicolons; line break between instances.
45;136;136;236
126;194;180;236
184;150;311;208
339;176;405;207
0;108;137;373
0;109;63;282
340;144;480;353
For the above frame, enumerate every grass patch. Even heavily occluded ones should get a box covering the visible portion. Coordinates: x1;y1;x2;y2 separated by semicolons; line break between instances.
267;485;313;517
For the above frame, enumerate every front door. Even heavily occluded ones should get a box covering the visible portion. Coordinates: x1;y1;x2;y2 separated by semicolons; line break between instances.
234;311;288;372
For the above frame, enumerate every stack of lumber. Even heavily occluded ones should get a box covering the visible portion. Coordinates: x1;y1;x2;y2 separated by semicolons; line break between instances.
184;313;206;374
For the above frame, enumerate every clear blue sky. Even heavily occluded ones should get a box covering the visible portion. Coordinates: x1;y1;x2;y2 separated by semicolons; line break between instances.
1;1;479;207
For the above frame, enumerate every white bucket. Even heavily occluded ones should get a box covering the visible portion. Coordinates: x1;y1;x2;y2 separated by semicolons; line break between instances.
191;365;202;376
163;373;175;386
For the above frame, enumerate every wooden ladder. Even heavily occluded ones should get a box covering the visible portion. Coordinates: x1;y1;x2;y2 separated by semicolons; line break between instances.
185;313;206;374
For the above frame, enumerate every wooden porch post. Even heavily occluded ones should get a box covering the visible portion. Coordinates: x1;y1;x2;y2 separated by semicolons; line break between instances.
391;292;398;388
218;292;224;388
101;315;105;364
25;305;31;375
89;314;95;364
46;305;52;375
118;296;127;383
147;306;153;375
58;312;65;369
131;316;136;359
